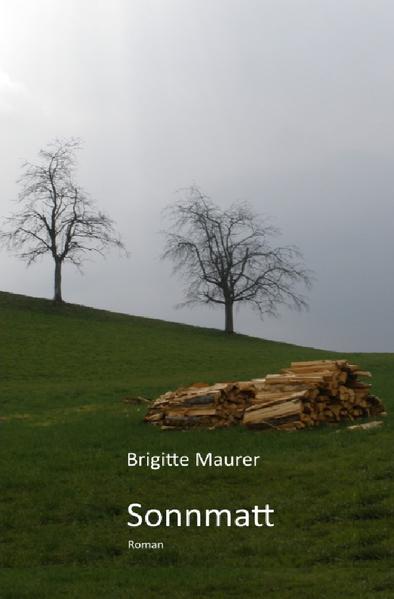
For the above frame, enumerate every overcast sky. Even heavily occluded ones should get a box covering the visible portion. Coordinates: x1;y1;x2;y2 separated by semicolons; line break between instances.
1;0;394;351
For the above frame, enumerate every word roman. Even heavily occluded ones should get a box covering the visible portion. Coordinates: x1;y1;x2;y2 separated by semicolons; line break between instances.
128;540;164;550
127;452;260;470
127;503;275;528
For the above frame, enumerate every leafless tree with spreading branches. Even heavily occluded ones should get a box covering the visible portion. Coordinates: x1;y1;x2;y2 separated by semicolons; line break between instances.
1;138;126;303
162;186;312;334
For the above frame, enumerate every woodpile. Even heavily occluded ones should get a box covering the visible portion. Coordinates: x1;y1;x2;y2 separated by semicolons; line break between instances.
144;360;385;431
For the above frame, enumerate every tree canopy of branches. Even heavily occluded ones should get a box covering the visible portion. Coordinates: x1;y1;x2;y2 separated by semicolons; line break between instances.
1;138;125;303
162;186;312;334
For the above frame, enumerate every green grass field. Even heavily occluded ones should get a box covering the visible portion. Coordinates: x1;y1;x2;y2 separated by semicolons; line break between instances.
0;290;393;598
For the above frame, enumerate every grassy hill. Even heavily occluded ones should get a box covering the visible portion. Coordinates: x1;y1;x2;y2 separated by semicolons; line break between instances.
0;290;393;598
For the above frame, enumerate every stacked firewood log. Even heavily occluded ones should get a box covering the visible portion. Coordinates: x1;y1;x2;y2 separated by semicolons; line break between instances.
243;360;385;430
144;381;254;430
144;360;385;431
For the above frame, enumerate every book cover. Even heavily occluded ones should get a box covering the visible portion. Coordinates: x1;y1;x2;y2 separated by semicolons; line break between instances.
1;2;392;598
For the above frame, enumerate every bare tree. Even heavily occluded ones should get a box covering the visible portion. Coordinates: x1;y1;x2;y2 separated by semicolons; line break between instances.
0;138;125;303
162;186;312;334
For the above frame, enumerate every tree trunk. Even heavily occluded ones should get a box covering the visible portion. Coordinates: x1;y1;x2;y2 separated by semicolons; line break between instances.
54;259;63;303
224;300;234;334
